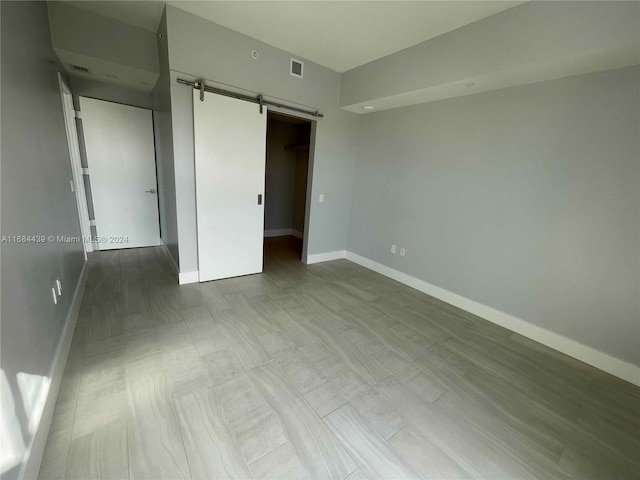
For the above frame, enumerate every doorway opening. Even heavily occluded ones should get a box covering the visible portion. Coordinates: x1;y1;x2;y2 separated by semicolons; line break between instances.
79;96;161;251
263;112;312;264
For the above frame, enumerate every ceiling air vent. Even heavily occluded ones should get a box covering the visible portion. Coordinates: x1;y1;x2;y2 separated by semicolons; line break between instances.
290;58;303;79
69;64;91;74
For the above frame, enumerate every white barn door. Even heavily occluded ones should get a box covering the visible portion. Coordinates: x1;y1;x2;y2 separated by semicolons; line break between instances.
193;90;267;282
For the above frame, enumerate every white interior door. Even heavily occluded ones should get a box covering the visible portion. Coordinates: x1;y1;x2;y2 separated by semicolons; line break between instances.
193;90;267;281
80;97;160;250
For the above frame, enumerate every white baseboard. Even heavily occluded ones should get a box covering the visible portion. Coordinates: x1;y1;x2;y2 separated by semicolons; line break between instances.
264;228;303;239
264;228;292;237
179;271;199;285
22;259;89;480
160;242;198;285
306;250;346;265
345;251;640;386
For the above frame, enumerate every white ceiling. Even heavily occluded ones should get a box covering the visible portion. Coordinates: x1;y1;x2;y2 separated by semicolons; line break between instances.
65;1;523;72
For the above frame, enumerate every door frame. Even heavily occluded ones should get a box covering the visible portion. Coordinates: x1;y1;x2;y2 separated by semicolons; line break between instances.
58;74;92;257
78;96;161;250
262;110;318;264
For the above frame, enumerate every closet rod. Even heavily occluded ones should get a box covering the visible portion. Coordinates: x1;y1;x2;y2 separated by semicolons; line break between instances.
177;78;324;118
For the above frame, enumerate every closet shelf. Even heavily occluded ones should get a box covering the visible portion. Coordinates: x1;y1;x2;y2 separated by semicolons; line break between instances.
285;144;310;151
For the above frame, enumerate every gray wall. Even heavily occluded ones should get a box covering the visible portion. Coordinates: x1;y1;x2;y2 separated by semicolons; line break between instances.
1;2;85;478
69;76;152;109
152;10;179;265
265;120;298;231
348;66;640;365
47;1;158;74
340;1;640;108
164;5;359;271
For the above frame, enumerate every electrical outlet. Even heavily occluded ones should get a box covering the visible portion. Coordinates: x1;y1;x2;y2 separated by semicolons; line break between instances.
319;194;325;203
52;287;58;305
56;279;62;295
391;244;397;254
400;247;406;257
69;179;75;192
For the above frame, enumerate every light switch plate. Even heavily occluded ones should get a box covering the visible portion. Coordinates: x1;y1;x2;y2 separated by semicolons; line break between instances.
391;244;397;254
319;194;325;203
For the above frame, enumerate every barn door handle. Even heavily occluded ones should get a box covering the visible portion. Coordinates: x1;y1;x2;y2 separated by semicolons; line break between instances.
258;194;262;205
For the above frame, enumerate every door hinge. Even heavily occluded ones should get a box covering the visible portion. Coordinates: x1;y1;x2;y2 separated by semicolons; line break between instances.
74;110;82;119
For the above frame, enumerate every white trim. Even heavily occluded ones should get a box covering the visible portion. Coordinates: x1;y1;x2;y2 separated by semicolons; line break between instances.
59;74;93;256
22;260;89;480
306;250;346;265
264;228;303;239
345;251;640;386
179;271;199;285
264;228;293;237
160;241;199;285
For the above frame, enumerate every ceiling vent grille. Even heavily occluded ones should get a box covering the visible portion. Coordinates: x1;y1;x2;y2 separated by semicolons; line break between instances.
69;64;90;74
290;58;303;79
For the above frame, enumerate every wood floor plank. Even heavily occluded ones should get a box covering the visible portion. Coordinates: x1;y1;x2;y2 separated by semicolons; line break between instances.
250;295;316;348
42;239;640;480
67;420;128;480
38;436;70;480
337;308;416;362
73;380;125;440
87;295;123;343
248;361;357;480
382;304;453;344
148;286;184;324
126;373;190;479
217;309;273;369
300;321;389;385
342;327;413;377
122;280;149;317
292;292;356;331
197;282;232;312
248;442;311;480
215;374;289;465
324;404;419;480
389;424;473;479
273;346;347;418
376;375;545;480
299;343;371;402
174;386;252;480
201;348;245;388
348;389;406;440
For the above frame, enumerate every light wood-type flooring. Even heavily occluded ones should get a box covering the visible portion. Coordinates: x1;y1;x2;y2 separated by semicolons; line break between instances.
39;236;640;479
